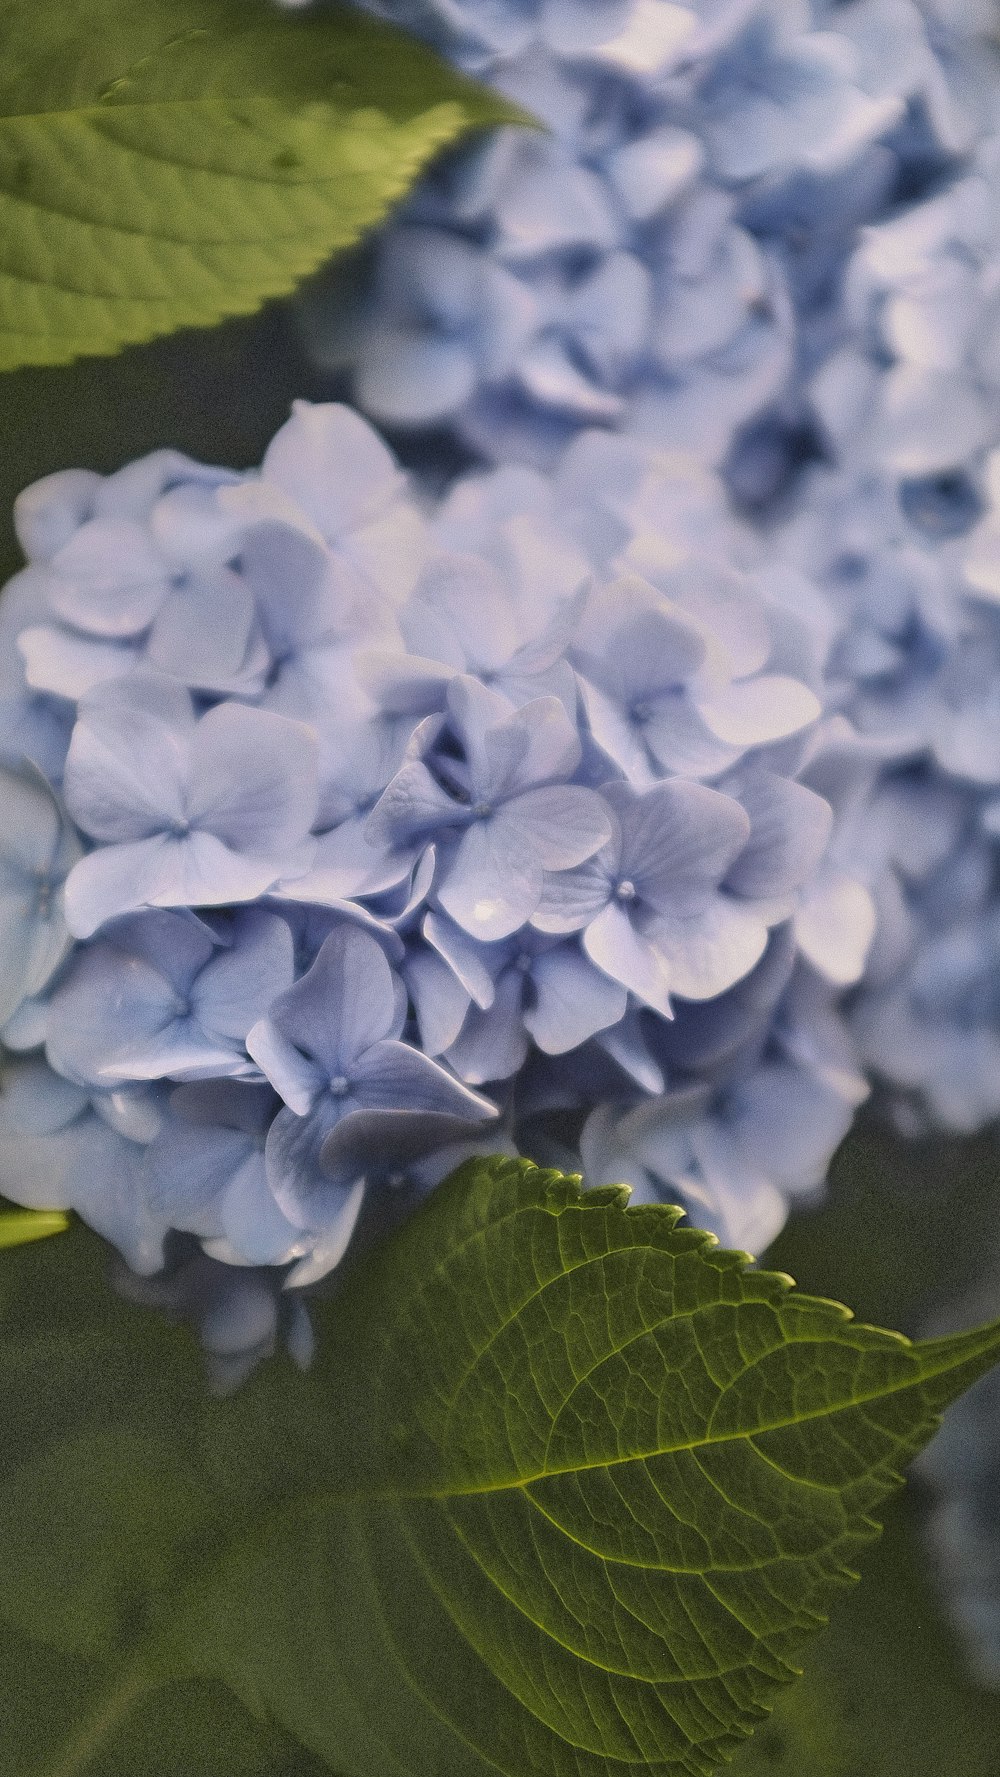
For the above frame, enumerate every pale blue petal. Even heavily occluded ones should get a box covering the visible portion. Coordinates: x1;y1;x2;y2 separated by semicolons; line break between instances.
282;1181;366;1286
46;944;177;1086
365;759;464;848
14;468;101;562
269;924;402;1074
526;946;627;1053
438;816;542;939
275;817;419;902
187;703;318;854
351;1038;498;1119
63;691;191;842
357;330;477;427
18;625;144;701
611;779;751;914
0;1057;89;1137
444;971;528;1084
423;908;497;1007
46;519;170;638
583;900;674;1018
261;401;405;543
245;1018;324;1114
724;774;833;899
531;855;616;933
145;574;262;691
63;836;178;939
193;908;294;1042
694;675;821;747
319;1103;497;1190
649;895;770;1002
501;784;612;870
405;944;472;1056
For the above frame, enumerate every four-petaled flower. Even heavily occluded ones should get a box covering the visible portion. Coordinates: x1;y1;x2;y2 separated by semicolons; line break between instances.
62;676;318;938
247;924;498;1232
366;674;612;939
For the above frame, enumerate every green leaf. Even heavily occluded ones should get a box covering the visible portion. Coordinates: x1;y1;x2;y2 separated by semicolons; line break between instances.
3;1159;1000;1777
0;0;525;371
0;1207;68;1248
733;1494;1000;1776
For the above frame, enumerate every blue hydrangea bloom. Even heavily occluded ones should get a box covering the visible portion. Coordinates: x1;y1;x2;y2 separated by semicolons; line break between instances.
298;0;998;478
0;399;874;1313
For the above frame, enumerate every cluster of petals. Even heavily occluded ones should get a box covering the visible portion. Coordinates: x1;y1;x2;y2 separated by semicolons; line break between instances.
301;0;996;481
0;400;874;1370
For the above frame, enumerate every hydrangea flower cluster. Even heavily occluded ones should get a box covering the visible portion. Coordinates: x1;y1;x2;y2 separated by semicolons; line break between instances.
765;109;1000;1139
0;401;873;1374
300;0;1000;485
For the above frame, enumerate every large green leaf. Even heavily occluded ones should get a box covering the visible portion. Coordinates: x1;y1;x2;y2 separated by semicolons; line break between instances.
2;1158;1000;1777
0;0;523;371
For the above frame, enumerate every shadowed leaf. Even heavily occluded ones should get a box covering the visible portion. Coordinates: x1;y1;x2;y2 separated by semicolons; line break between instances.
2;1158;1000;1775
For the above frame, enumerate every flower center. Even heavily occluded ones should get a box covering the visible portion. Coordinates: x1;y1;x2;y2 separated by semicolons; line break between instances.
472;800;493;820
630;700;654;726
515;951;533;973
168;816;191;838
615;879;637;902
329;1074;350;1097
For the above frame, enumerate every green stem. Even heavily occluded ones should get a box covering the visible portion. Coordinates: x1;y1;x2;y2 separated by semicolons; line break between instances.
40;1657;161;1777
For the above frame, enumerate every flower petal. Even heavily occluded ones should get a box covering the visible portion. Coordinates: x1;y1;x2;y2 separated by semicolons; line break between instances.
583;900;674;1017
351;1038;498;1119
438;816;543;940
650;896;770;1002
261;401;404;541
503;784;612;870
187;703;318;854
268;924;402;1075
526;945;627;1053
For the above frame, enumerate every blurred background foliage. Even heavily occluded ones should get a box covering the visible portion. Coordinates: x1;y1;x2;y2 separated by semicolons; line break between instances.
4;296;1000;1775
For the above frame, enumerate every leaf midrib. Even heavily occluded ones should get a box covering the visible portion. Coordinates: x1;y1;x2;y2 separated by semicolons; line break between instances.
331;1335;996;1505
0;93;458;127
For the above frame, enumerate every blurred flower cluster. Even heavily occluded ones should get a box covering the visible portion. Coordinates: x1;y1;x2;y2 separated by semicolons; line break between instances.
0;401;873;1378
300;0;999;485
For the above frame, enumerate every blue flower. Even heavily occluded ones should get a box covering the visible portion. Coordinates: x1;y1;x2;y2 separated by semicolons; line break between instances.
531;777;765;1011
580;968;867;1252
0;1057;167;1275
116;1242;315;1394
412;911;627;1081
366;674;612;938
0;570;74;783
45;907;294;1088
363;547;581;719
571;574;820;783
61;676;319;937
688;9;901;183
139;1080;309;1268
0;393;893;1318
246;923;498;1230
